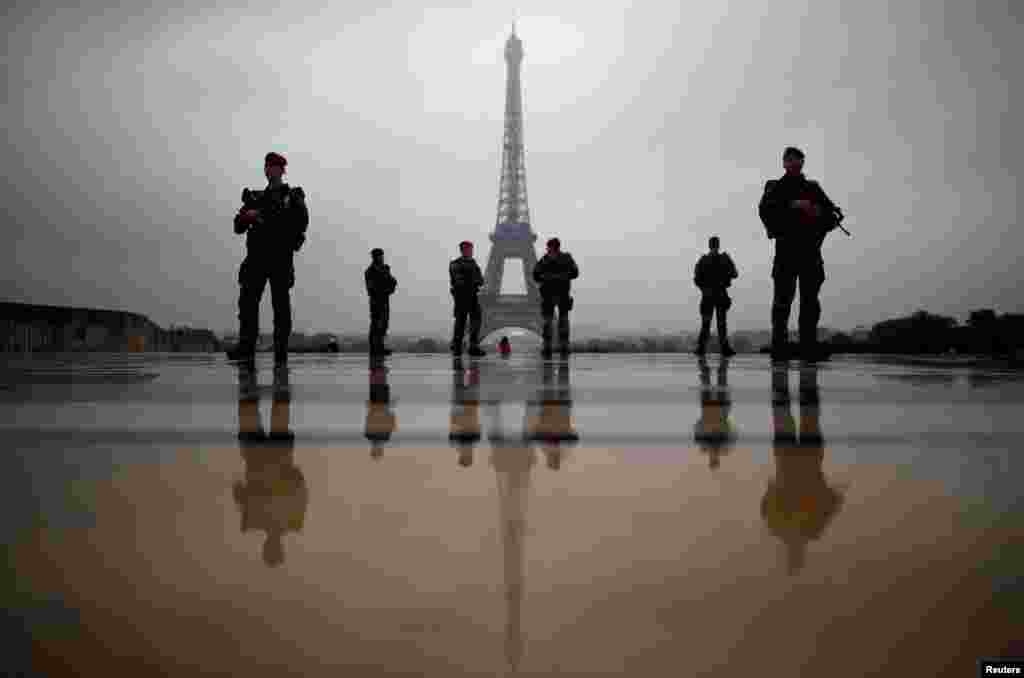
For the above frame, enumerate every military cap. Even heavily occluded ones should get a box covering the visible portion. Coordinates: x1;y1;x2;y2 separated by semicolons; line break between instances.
264;152;288;168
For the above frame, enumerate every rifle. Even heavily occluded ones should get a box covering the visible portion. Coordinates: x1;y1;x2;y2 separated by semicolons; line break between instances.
828;205;851;237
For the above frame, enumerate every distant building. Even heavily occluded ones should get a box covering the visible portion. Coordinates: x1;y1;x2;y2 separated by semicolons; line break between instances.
0;302;220;353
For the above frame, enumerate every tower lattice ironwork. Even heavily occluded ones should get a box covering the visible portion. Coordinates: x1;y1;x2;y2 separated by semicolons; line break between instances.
480;25;543;341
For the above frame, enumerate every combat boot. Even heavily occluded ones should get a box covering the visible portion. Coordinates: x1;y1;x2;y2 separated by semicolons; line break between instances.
450;342;463;356
721;344;737;357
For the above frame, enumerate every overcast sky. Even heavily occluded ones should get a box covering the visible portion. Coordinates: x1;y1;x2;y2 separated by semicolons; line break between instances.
2;0;1020;336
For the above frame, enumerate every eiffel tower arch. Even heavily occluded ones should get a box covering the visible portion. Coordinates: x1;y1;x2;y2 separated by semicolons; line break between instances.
479;25;543;342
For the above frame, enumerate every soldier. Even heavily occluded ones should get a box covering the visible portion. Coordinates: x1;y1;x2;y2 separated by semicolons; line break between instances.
761;364;844;574
758;146;842;361
232;366;308;567
693;236;738;356
532;237;580;358
228;152;309;366
365;248;397;356
449;241;486;357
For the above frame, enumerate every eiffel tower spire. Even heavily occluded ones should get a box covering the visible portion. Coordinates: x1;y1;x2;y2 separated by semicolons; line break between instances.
495;26;531;234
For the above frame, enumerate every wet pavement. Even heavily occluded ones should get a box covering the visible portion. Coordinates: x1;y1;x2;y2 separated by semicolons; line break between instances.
1;352;1021;676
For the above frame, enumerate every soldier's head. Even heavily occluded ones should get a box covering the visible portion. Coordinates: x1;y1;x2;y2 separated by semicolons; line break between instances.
370;247;384;263
709;236;720;252
264;152;287;181
783;147;805;176
459;240;474;257
546;237;561;254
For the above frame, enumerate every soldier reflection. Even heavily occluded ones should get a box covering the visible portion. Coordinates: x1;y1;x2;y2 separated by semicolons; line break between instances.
693;357;737;470
449;357;482;467
364;358;397;460
232;365;308;567
762;364;844;575
527;357;579;470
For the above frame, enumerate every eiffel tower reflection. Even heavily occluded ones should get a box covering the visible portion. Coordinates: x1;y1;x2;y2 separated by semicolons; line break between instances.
485;358;578;674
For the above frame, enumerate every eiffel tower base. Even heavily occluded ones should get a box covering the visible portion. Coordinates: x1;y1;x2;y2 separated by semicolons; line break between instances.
479;294;544;343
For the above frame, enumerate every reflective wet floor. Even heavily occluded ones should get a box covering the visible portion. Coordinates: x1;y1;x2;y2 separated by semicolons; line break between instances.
1;353;1021;676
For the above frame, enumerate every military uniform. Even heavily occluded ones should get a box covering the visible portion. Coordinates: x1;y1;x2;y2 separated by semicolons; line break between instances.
758;174;840;356
532;251;580;354
233;183;309;362
365;262;397;354
449;255;485;354
693;251;738;354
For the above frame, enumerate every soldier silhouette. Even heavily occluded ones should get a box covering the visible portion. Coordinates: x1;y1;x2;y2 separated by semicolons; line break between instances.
532;237;580;358
761;364;844;574
758;147;843;361
449;241;486;357
228;152;309;366
364;359;397;460
527;357;579;470
693;356;737;470
693;236;738;356
365;248;397;356
449;357;482;467
232;365;308;567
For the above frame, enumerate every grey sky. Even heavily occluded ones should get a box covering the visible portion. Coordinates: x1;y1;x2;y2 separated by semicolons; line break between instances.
3;0;1020;336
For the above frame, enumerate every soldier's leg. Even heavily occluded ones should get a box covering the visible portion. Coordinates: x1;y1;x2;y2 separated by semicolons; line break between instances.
451;298;467;352
237;259;268;354
716;306;729;348
370;305;382;352
557;295;571;350
269;265;294;360
771;273;798;348
541;297;555;353
468;296;483;349
697;294;713;351
798;272;824;348
717;292;734;353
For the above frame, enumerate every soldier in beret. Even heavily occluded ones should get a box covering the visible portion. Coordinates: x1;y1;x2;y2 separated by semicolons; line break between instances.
228;152;309;366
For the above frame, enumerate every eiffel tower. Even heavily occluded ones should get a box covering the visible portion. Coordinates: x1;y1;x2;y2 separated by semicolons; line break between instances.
480;25;543;341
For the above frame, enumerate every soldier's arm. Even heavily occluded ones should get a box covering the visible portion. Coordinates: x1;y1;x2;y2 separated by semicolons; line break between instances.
234;209;248;234
365;268;375;295
567;254;579;280
694;257;704;288
449;261;458;289
290;187;309;249
758;181;783;237
726;254;738;279
532;258;546;284
473;262;484;288
387;266;397;293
